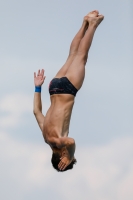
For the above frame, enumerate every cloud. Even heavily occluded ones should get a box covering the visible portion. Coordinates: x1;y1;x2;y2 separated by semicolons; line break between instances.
0;132;133;200
0;93;49;129
0;93;32;113
0;93;32;129
0;132;51;186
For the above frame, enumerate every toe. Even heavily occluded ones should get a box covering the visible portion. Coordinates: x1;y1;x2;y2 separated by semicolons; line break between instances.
87;10;99;17
98;15;104;20
92;10;99;15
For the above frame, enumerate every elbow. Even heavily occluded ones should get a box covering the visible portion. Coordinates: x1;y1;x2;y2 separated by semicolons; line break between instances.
33;109;42;115
70;138;75;146
33;109;38;115
33;110;36;115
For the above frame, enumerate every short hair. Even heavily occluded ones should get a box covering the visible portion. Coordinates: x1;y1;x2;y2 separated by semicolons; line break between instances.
51;152;77;172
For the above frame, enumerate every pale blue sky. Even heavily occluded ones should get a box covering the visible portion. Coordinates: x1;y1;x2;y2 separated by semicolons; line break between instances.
0;0;133;200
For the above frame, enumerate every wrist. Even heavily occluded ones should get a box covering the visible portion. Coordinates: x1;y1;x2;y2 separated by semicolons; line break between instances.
35;85;41;93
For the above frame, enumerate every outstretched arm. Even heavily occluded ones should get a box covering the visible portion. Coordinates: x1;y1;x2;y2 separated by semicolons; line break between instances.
33;69;46;131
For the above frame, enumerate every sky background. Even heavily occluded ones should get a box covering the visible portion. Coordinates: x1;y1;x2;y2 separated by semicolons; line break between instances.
0;0;133;200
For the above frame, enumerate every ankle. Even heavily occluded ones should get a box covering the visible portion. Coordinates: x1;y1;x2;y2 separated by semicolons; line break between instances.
81;21;88;32
83;17;88;27
88;22;97;29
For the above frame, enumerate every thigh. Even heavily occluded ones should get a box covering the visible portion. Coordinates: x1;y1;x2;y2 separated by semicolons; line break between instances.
65;54;86;90
54;55;76;78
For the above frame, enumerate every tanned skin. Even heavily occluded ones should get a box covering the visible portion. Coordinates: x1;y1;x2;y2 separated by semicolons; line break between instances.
33;11;104;171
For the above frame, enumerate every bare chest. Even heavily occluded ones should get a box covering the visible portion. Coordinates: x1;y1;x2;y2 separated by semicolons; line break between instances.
43;101;74;139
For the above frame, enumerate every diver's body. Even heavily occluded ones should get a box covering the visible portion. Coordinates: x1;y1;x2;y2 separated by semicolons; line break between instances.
33;10;104;171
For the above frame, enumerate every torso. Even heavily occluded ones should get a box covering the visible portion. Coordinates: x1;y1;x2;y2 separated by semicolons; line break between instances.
42;94;75;143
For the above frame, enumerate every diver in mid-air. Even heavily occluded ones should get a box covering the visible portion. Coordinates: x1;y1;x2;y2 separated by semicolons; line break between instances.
33;10;104;171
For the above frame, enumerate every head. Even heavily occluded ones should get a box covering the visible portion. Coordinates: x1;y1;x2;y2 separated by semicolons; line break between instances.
51;152;77;172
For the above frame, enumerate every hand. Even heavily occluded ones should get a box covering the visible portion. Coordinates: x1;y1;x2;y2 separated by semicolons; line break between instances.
58;155;73;171
34;69;46;86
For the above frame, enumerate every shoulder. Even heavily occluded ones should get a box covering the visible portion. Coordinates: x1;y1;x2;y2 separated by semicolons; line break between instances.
46;137;62;148
47;137;75;148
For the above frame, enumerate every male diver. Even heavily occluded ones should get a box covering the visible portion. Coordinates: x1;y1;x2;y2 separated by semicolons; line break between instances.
33;10;104;171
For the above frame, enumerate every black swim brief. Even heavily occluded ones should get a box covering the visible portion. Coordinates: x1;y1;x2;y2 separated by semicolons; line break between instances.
49;77;78;96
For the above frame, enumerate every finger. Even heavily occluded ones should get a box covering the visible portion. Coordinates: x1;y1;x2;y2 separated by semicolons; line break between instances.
62;161;70;170
34;72;36;78
42;76;46;82
62;164;67;171
59;163;64;170
58;161;62;168
38;69;40;76
62;160;70;169
58;161;62;167
61;163;66;171
98;14;104;20
41;69;44;76
60;161;66;168
60;162;65;169
59;162;65;170
59;165;63;170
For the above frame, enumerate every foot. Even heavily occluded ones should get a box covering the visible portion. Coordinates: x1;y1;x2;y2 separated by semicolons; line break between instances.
86;10;99;18
84;10;99;22
87;15;104;28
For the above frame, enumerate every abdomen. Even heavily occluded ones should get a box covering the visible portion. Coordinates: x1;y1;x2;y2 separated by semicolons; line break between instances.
44;94;74;137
